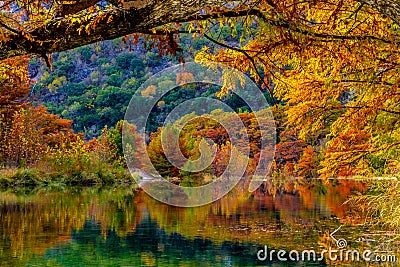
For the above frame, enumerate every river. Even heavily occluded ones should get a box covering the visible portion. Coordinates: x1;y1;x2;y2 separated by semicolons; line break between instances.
0;179;398;266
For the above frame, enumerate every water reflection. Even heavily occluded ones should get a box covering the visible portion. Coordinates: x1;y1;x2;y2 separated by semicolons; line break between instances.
0;180;385;266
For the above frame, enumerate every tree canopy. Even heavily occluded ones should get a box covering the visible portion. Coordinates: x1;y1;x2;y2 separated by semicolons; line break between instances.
1;0;400;178
0;0;400;60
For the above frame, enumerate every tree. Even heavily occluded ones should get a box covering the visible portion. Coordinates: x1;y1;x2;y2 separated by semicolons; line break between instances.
0;0;400;61
297;146;318;178
319;129;373;178
196;0;400;176
0;0;222;59
147;127;181;177
0;56;80;168
0;57;30;117
1;0;400;177
0;106;76;167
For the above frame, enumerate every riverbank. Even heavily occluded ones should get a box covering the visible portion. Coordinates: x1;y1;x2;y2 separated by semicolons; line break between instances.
2;166;400;232
0;167;136;188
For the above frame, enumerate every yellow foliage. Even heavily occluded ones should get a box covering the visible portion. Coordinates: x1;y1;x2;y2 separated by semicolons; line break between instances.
197;0;400;176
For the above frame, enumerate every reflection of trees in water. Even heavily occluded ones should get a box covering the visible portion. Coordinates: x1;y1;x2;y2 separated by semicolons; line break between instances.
0;180;368;265
0;186;138;265
143;180;368;250
29;217;266;266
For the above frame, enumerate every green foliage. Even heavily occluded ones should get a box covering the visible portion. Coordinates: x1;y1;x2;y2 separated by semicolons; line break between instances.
79;46;92;62
0;166;129;188
52;60;74;77
30;42;165;139
145;52;163;67
105;73;123;87
107;120;124;158
13;169;44;187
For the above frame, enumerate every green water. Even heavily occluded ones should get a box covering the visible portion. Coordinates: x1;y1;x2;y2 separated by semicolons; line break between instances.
0;180;397;266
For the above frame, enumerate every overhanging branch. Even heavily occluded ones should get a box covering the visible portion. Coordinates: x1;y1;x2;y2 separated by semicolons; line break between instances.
0;0;226;60
0;0;399;61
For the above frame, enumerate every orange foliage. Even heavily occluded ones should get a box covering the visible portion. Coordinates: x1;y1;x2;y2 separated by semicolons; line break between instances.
176;72;195;86
274;130;306;175
0;106;77;168
320;129;372;178
297;146;318;178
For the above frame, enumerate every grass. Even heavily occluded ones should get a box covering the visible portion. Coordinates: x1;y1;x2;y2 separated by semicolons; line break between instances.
0;166;136;188
347;180;400;230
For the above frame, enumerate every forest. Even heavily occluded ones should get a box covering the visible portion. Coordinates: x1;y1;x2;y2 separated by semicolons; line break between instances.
0;0;400;259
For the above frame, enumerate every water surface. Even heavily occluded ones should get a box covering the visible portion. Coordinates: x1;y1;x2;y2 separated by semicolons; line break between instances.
0;180;397;266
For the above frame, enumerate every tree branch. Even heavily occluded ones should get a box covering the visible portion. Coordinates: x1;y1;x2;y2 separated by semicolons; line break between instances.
0;0;226;60
55;0;101;17
203;32;274;97
0;1;399;61
315;104;400;116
